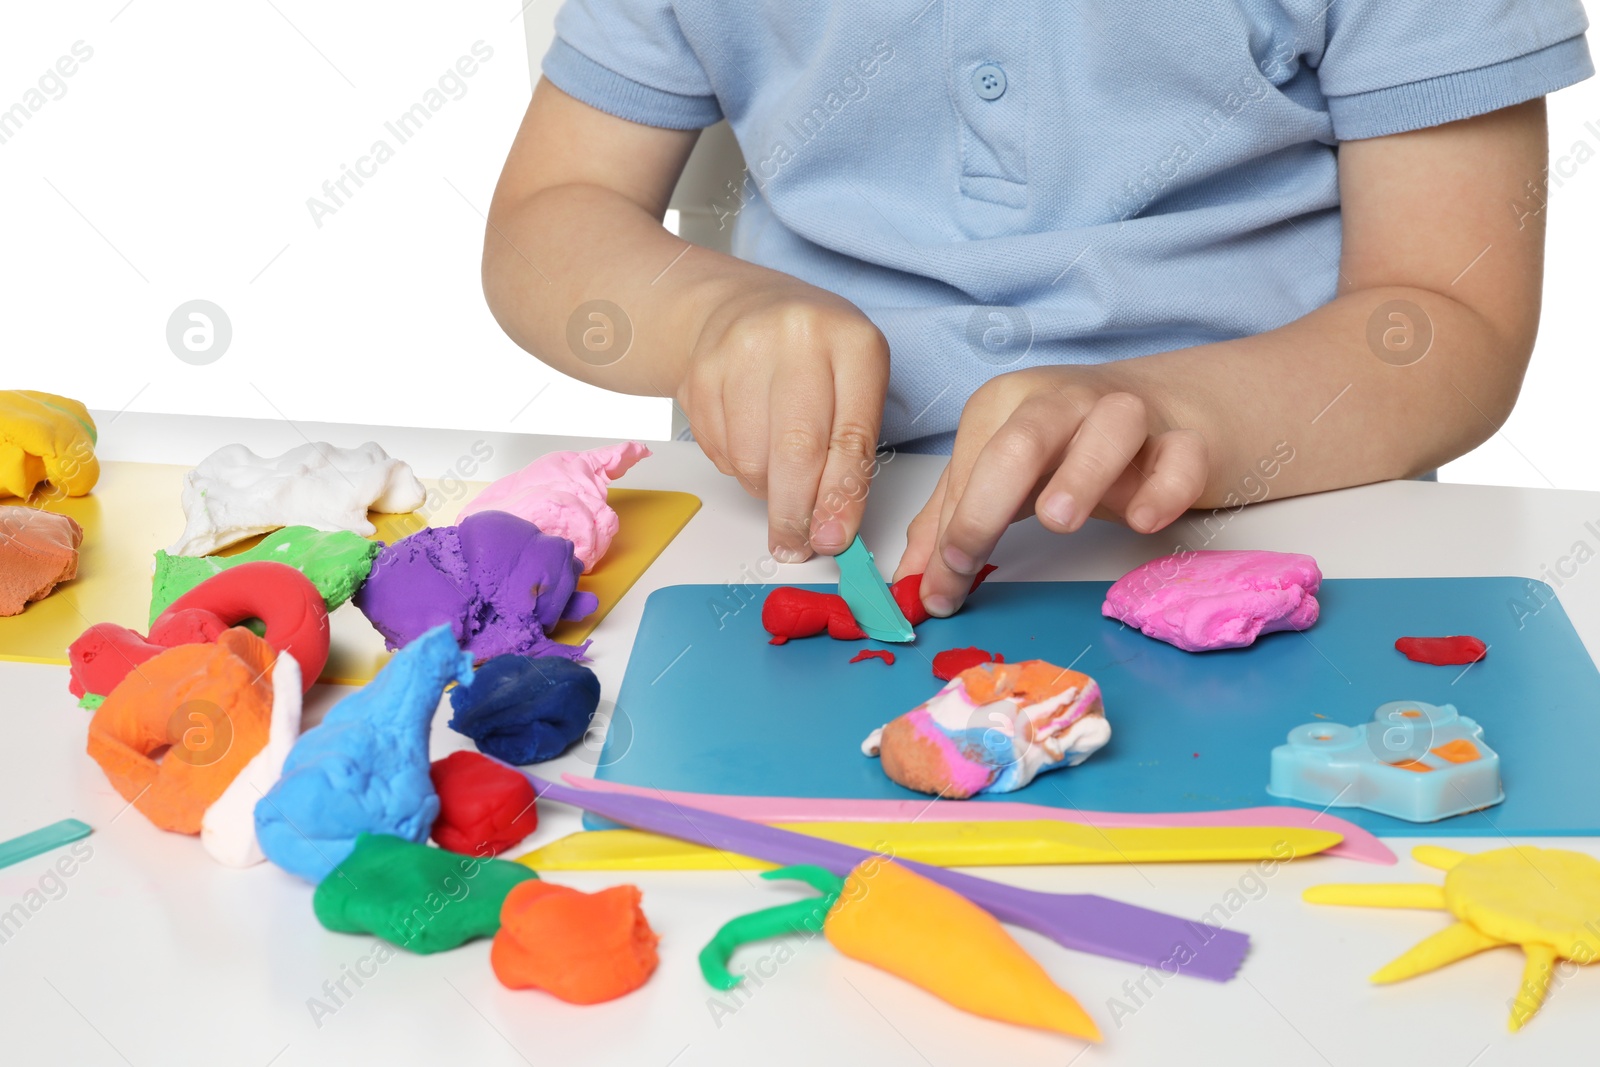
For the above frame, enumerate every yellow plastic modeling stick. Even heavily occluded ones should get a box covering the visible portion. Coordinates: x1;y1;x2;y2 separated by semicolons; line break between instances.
1305;845;1600;1031
519;820;1342;871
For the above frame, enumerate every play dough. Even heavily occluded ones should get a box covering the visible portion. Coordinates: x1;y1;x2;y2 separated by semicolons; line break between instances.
763;565;998;644
1306;845;1600;1031
69;562;330;700
864;660;1110;798
1395;635;1488;665
931;646;1002;681
167;441;425;556
849;649;895;666
460;441;650;573
86;628;275;834
0;506;82;615
491;880;660;1003
356;511;596;661
1102;549;1321;651
447;654;601;765
313;833;538;954
430;750;540;856
256;625;473;883
702;862;1100;1040
200;654;304;867
0;390;98;499
150;525;380;623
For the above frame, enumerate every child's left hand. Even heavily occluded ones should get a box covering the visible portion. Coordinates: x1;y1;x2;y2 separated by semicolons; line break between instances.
893;365;1209;615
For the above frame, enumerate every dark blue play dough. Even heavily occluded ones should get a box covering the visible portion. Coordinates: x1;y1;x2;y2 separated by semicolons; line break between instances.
448;654;602;765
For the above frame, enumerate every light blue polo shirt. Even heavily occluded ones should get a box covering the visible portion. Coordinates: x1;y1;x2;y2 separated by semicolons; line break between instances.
543;1;1592;452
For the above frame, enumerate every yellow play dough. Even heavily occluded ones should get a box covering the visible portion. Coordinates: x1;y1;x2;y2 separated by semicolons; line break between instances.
0;390;99;499
1305;845;1600;1032
1442;847;1600;959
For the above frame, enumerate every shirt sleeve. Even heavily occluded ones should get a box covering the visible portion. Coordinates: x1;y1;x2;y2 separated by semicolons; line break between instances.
1318;0;1593;140
542;0;723;130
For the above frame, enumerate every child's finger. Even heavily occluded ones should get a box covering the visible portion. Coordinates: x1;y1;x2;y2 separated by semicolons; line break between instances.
808;350;889;555
1116;428;1208;532
766;364;837;562
892;464;948;582
723;371;772;502
1033;392;1150;533
922;397;1078;615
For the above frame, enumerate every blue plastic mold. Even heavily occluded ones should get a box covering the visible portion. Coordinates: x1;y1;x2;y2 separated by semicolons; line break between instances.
1267;701;1503;822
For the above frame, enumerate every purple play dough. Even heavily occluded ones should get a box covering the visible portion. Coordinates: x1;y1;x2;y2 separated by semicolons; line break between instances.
354;511;597;661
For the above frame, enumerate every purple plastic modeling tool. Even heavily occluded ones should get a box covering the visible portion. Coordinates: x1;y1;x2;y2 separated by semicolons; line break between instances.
521;771;1250;981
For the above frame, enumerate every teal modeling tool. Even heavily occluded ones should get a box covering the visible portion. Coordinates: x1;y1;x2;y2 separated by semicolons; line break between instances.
0;819;91;870
835;535;914;643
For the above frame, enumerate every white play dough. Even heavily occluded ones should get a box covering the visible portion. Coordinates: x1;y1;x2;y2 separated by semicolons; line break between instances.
167;441;426;556
201;653;304;868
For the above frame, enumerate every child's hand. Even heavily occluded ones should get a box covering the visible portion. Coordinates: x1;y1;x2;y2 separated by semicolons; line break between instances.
894;365;1208;615
678;278;889;562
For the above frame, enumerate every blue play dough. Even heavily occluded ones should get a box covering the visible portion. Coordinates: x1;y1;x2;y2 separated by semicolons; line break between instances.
255;625;474;882
447;654;601;765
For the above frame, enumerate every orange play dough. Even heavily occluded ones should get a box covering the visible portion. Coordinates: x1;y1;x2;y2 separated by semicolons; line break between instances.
0;506;82;616
825;858;1101;1041
491;881;660;1004
86;628;275;834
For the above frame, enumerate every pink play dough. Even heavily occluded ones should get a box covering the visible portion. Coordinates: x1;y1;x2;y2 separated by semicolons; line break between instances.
458;442;649;573
1102;549;1322;652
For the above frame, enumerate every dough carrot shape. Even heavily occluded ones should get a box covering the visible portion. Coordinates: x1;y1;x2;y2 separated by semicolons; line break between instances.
698;860;1101;1042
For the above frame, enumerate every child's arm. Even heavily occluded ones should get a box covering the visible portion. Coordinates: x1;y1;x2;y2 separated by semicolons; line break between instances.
484;80;889;563
898;100;1548;614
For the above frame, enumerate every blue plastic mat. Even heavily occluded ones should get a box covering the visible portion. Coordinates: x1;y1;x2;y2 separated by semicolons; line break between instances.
595;578;1600;836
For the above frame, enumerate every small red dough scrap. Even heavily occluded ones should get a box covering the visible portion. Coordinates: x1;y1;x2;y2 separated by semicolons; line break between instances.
1395;635;1488;666
849;649;896;666
762;564;999;644
931;646;1004;681
430;750;539;856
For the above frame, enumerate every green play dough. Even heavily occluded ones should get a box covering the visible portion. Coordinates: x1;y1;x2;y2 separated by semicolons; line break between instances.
78;693;104;711
312;833;538;954
149;525;380;625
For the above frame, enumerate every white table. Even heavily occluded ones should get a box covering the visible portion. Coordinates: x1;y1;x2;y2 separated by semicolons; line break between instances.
4;413;1597;1067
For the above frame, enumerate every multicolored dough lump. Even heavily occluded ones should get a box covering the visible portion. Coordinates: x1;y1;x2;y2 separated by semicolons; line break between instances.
863;660;1110;798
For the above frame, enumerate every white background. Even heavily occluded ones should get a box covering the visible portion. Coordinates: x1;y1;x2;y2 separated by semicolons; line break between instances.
1;1;1595;488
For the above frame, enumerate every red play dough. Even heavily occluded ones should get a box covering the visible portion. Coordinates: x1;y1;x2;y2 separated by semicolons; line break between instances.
761;586;864;645
931;646;1004;681
1395;635;1488;666
69;610;231;699
762;565;999;644
430;750;539;856
849;649;896;666
68;561;329;698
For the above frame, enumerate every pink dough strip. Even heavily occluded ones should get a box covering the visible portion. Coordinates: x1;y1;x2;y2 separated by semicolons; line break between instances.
560;774;1396;865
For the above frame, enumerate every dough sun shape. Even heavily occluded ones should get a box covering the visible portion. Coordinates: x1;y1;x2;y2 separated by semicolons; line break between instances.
1305;845;1600;1031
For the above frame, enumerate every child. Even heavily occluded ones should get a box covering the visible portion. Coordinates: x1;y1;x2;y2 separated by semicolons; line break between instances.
482;2;1592;617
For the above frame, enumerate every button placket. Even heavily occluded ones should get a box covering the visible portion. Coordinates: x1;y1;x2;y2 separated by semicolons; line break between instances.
944;3;1028;209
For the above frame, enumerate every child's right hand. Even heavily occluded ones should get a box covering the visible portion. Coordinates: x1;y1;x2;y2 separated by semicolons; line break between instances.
677;278;889;563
